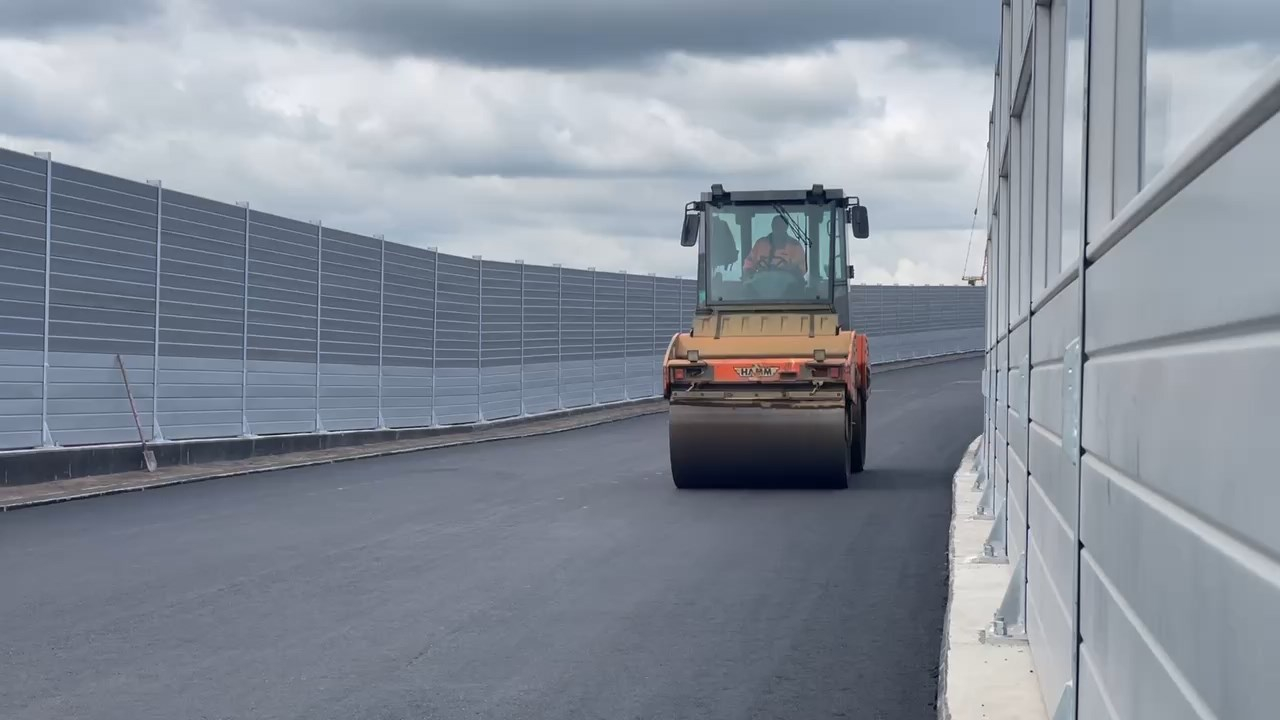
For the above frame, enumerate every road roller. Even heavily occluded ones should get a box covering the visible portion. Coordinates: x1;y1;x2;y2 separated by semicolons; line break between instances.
662;184;872;489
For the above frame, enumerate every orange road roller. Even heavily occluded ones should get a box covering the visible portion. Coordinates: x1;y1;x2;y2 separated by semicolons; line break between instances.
662;184;872;489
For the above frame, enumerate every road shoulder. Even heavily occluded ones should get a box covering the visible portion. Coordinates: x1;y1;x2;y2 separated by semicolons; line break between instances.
0;400;665;511
938;436;1048;720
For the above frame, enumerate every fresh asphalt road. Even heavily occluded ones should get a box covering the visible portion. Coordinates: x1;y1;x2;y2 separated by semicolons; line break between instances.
1;358;982;720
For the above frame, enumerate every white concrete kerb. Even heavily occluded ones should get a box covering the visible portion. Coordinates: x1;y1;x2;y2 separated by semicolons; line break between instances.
937;435;1048;720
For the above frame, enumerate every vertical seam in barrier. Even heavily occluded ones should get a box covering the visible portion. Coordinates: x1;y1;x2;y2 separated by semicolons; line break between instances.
590;267;597;405
622;270;628;400
150;180;164;442
518;260;526;417
1068;2;1095;715
315;221;323;432
476;255;483;423
38;152;53;447
377;234;386;429
555;264;563;410
650;273;657;398
430;247;439;427
239;203;250;437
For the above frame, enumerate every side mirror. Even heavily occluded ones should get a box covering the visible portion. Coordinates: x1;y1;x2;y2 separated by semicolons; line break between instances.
848;264;856;279
680;212;701;247
847;204;870;239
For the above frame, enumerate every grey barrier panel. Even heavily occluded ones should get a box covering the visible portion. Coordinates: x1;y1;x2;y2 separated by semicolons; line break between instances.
851;284;986;362
1026;275;1078;703
624;273;656;400
593;271;626;403
984;7;1280;715
434;253;480;425
0;148;47;450
653;276;684;394
0;146;988;453
479;260;523;421
559;268;595;409
318;226;382;432
521;263;560;415
1069;110;1280;720
679;278;697;330
380;243;434;429
157;189;247;441
245;210;319;436
47;161;158;447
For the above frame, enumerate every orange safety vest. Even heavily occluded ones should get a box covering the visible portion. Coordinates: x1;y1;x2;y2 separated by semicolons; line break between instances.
743;236;808;276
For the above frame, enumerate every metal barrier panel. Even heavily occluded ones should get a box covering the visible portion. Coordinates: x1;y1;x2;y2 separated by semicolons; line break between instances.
380;243;435;429
434;254;480;425
0;145;988;455
984;1;1280;716
850;284;987;362
318;226;382;432
592;271;626;403
156;189;246;441
0;149;48;450
1026;274;1078;703
47;162;159;447
1075;100;1280;720
245;210;319;436
479;260;523;421
521;264;560;416
653;276;684;396
624;273;655;400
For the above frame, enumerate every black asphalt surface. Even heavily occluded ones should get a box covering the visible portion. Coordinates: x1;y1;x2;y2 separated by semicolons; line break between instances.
1;358;982;720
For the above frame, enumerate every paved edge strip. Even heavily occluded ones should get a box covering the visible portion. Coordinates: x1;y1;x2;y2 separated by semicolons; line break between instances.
1;352;981;512
937;436;1048;720
1;402;666;512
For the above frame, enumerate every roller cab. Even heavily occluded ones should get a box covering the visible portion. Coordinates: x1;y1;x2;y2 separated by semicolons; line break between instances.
663;185;872;489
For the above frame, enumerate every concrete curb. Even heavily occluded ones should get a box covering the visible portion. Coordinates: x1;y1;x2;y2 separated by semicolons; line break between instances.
1;401;666;512
938;435;1048;720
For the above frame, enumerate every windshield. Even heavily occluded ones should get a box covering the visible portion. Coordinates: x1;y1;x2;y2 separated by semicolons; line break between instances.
704;202;837;305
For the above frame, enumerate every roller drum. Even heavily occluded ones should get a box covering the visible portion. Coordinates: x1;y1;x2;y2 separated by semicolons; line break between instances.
668;402;850;489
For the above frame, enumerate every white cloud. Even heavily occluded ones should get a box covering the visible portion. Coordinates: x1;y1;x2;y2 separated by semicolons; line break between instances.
0;2;996;286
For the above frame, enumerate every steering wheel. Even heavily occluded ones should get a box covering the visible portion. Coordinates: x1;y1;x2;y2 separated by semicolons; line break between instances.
751;254;800;273
743;268;806;299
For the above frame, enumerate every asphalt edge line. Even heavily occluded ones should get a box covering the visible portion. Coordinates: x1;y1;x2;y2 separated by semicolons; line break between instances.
1;405;667;512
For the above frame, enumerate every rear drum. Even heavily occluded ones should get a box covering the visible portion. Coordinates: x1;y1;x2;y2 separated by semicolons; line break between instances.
668;403;849;489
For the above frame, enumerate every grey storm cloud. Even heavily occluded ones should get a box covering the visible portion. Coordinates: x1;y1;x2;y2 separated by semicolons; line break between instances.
1145;0;1280;52
207;0;1001;69
0;0;163;36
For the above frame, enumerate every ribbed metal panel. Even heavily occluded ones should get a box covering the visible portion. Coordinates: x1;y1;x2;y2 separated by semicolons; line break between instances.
46;161;158;446
434;254;479;425
592;271;626;403
559;268;595;409
244;210;318;436
521;264;560;415
0;144;988;453
318;226;381;432
156;189;246;440
0;149;47;449
623;273;655;400
381;243;434;429
480;260;522;421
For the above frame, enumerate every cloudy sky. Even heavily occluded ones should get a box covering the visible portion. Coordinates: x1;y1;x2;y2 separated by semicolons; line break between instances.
1;0;1003;283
